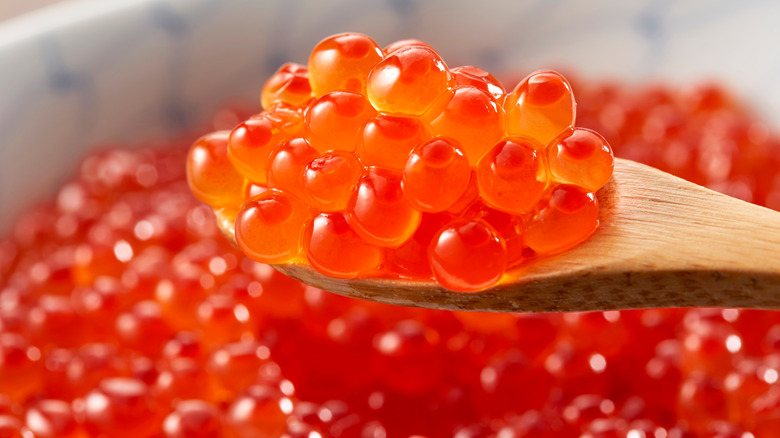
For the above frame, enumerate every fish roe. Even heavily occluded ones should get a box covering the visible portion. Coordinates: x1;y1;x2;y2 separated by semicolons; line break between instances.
358;114;426;169
346;167;421;248
307;33;384;96
402;137;471;212
304;91;376;154
235;190;309;264
477;137;549;215
189;34;614;292
260;63;313;110
3;71;780;435
303;151;362;212
505;70;576;146
428;219;507;292
424;85;506;165
366;45;453;116
266;137;318;199
186;131;246;209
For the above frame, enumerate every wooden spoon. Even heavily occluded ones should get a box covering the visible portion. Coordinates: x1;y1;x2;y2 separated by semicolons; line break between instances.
216;158;780;313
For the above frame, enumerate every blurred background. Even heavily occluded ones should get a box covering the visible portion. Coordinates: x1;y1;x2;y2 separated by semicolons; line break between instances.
0;0;58;21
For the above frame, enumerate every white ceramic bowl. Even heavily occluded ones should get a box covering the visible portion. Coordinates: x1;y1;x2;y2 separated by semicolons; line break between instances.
2;0;780;231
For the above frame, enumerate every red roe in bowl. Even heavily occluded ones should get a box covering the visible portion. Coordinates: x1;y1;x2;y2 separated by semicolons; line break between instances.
5;66;780;436
83;378;159;438
162;400;222;438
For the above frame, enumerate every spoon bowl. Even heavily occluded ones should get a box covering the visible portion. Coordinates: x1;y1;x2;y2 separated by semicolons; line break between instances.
217;158;780;312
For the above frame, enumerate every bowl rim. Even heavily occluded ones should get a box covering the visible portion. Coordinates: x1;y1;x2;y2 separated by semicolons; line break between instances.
0;0;155;50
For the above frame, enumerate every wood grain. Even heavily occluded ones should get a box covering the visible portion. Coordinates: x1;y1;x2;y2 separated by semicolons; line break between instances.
220;158;780;312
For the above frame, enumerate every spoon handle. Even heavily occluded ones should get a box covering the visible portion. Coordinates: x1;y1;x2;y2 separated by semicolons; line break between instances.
470;159;780;312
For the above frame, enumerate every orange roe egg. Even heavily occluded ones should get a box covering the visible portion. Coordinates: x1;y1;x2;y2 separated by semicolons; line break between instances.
304;91;376;154
28;295;83;349
367;45;453;116
480;206;526;267
206;341;269;403
451;66;506;101
227;117;287;184
505;70;575;146
155;276;209;331
425;85;506;165
477;138;548;214
358;114;427;169
0;416;23;438
56;344;118;399
72;278;124;339
303;151;362;212
224;386;290;438
304;213;383;278
524;185;599;254
445;171;480;215
115;301;174;357
373;320;444;396
383;38;434;55
25;399;81;438
83;378;160;438
162;400;222;438
267;138;318;200
155;358;209;403
261;63;313;110
548;128;615;191
235;190;309;264
262;103;304;134
196;295;251;348
0;334;42;402
428;219;507;292
403;137;470;212
347;168;422;247
308;33;383;96
186;131;247;209
387;212;453;279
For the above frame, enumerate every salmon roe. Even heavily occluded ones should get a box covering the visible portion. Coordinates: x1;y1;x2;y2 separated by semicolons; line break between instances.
260;63;312;110
2;75;780;435
191;33;614;292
